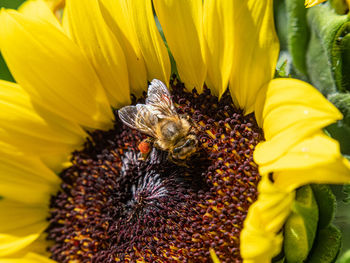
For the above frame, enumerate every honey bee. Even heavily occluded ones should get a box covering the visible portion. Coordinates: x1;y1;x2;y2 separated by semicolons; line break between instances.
118;79;198;162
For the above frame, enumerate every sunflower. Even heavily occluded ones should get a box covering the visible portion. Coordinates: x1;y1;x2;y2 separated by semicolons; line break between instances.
0;0;349;262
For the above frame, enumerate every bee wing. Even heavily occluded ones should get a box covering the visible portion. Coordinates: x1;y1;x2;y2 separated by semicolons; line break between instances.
118;104;158;137
146;79;177;117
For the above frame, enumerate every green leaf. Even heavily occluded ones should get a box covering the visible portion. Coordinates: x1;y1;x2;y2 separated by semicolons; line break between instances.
326;121;350;155
285;0;310;79
155;15;178;77
343;184;350;204
274;0;289;51
311;184;336;229
331;185;350;260
284;185;319;263
330;0;350;15
338;249;350;263
327;93;350;155
306;3;350;94
328;93;350;125
332;22;350;92
307;28;337;95
307;224;342;263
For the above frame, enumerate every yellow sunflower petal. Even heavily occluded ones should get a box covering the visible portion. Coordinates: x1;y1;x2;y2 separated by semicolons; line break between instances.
229;0;279;114
258;133;341;174
65;0;130;108
18;0;61;29
203;0;234;97
0;231;51;260
254;78;342;165
274;158;350;192
209;248;221;263
154;0;206;93
99;0;147;96
241;176;295;263
0;253;54;263
0;80;85;154
61;8;71;36
0;9;113;130
129;0;171;85
45;0;65;12
305;0;327;8
0;199;48;257
253;82;267;128
0;150;59;205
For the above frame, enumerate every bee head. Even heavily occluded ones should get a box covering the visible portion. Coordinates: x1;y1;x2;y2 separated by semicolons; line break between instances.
172;135;198;160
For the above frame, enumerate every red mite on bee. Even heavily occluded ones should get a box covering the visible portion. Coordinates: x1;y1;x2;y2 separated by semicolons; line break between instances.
118;79;198;164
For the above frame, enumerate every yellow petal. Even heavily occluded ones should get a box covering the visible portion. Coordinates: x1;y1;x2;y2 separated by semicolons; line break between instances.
258;133;341;175
203;0;234;97
154;0;206;93
61;8;71;37
209;248;221;263
0;151;59;205
65;0;130;108
45;0;65;13
254;78;342;165
99;0;147;97
253;82;267;128
0;199;48;257
229;0;279;114
0;9;114;130
274;157;350;192
305;0;327;8
0;253;54;263
0;80;85;154
241;176;294;263
18;0;61;30
129;0;171;85
0;230;51;260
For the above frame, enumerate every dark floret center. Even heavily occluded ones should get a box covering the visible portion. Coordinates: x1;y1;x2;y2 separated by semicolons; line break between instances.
47;78;263;263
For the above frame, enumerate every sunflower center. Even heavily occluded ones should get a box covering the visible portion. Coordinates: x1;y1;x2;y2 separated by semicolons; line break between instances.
47;79;263;262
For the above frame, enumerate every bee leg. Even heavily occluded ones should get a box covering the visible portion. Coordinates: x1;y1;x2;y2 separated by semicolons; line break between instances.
137;152;150;161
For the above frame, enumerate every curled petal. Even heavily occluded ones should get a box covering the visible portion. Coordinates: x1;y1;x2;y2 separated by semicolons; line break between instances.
258;132;343;174
254;78;342;165
273;157;350;192
241;176;295;263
